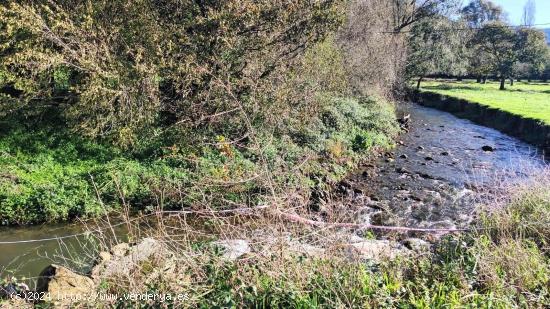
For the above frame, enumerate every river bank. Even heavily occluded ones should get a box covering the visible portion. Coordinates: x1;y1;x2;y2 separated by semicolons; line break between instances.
413;90;550;153
4;167;550;307
2;104;547;304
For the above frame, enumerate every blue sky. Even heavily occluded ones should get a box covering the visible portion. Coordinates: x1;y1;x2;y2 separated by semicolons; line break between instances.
492;0;550;27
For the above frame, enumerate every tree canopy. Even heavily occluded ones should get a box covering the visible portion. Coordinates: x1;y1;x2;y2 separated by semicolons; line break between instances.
461;0;504;28
471;22;548;89
0;0;343;145
406;0;550;89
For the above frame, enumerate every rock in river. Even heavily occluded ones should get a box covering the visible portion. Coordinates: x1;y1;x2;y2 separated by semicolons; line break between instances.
92;237;171;280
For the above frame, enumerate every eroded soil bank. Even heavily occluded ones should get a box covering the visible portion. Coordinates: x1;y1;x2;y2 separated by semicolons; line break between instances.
414;91;550;152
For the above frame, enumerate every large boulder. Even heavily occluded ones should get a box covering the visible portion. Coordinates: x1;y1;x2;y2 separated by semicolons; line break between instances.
36;264;95;306
91;238;171;280
402;238;432;252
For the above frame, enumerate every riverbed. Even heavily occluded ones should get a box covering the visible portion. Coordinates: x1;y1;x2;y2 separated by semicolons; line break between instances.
346;103;546;234
1;103;547;286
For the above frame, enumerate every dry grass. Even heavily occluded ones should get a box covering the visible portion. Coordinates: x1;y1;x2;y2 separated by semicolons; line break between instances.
74;168;550;308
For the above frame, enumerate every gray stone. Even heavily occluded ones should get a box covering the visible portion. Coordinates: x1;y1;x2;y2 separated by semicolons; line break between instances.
402;238;431;252
98;251;111;262
92;238;169;279
213;239;251;260
110;242;130;257
347;240;408;260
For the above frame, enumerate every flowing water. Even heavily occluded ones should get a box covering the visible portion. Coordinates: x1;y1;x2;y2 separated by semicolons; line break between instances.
0;220;129;288
346;103;546;232
0;103;547;286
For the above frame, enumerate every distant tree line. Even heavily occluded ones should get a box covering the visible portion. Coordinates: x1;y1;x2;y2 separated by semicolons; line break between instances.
408;0;550;90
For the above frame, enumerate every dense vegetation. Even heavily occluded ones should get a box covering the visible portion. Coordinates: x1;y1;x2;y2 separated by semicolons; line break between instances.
420;79;550;124
0;0;414;225
0;93;398;225
84;171;550;308
1;0;550;307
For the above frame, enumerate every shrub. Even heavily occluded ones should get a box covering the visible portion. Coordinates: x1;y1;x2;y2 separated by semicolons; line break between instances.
0;0;344;146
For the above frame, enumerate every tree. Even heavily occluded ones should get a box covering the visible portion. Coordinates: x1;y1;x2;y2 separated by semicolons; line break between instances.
522;0;536;27
515;27;549;81
471;22;548;90
471;22;518;90
542;52;550;82
0;0;344;146
469;50;494;83
391;0;462;32
338;0;460;96
461;0;504;80
461;0;504;28
406;16;467;89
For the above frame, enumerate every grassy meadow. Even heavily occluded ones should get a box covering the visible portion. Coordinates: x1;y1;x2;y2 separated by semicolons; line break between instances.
420;80;550;124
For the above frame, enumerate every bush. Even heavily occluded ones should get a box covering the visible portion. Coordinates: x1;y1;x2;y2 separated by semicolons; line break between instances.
0;0;344;146
481;173;550;247
0;91;398;224
0;2;401;225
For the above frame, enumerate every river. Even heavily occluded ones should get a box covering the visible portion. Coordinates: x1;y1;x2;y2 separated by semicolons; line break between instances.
0;103;547;287
346;103;546;234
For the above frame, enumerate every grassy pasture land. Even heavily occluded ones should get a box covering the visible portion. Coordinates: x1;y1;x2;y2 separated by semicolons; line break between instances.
420;80;550;125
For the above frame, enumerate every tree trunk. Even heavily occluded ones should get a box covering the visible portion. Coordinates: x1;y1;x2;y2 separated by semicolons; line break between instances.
416;76;424;90
476;77;482;83
457;76;463;81
499;77;506;90
510;78;514;86
482;77;487;84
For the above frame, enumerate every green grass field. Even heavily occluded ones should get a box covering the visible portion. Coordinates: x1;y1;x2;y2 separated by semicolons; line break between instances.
420;80;550;125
